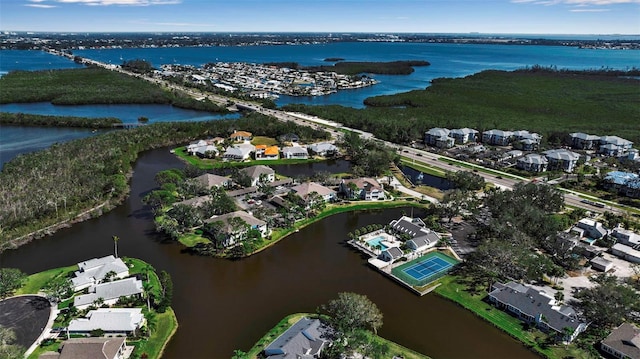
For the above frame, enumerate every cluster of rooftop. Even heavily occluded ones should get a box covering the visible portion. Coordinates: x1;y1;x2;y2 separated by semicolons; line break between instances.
425;127;636;173
158;62;378;98
185;130;338;162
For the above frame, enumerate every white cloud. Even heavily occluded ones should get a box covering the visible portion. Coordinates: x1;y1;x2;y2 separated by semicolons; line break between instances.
570;7;612;10
25;3;58;7
29;0;181;6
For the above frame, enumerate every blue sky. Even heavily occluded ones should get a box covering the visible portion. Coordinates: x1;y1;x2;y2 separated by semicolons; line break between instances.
1;0;639;34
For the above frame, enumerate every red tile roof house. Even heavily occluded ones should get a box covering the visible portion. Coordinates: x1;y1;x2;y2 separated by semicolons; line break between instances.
229;130;253;142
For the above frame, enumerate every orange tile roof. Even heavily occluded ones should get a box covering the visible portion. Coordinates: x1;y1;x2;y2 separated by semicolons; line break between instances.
230;130;252;138
255;144;267;150
265;146;279;156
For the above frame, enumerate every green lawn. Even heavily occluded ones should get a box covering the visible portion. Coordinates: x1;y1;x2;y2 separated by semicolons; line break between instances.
251;136;279;146
173;146;325;169
16;264;78;295
27;340;61;359
178;233;211;247
123;257;162;299
434;276;593;359
244;313;430;359
399;158;447;178
135;308;179;359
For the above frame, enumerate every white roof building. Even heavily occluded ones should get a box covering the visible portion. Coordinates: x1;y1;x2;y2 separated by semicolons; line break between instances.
71;255;129;292
74;277;143;309
68;308;145;335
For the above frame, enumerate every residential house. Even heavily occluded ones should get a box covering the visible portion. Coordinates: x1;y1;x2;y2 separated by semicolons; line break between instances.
629;149;639;161
193;173;232;189
204;210;269;247
186;140;207;155
68;308;145;337
229;130;252;142
388;216;440;251
611;243;640;264
278;133;300;143
255;145;280;160
424;128;454;148
612;226;640;247
569;132;600;150
74;277;144;310
291;182;337;203
599;136;633;156
571;218;608;240
449;128;479;144
339;178;385;200
543;149;581;172
604;171;640;199
71;255;129;292
239;165;276;187
601;323;640;359
380;247;404;262
39;337;127;359
222;143;255;161
308;142;338;157
517;154;548;172
263;317;331;359
482;129;514;146
513;130;542;151
590;256;614;272
488;281;588;343
281;146;309;159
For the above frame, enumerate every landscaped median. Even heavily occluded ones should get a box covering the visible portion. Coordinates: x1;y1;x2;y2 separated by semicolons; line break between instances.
243;313;431;359
433;276;590;359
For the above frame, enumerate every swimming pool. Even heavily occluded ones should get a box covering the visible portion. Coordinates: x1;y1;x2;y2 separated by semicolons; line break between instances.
367;236;389;251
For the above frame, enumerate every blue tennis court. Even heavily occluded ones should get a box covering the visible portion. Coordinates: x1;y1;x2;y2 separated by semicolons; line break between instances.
402;256;454;281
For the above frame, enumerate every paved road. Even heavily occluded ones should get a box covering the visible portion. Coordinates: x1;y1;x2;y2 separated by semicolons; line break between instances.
65;51;630;215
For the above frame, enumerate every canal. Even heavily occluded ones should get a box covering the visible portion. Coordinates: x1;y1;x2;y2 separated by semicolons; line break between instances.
0;148;538;359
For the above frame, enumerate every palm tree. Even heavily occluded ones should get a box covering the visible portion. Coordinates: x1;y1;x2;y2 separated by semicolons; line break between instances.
112;235;120;258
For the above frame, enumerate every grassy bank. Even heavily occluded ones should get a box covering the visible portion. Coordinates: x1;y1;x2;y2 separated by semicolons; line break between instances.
244;313;430;359
16;264;78;295
135;308;179;359
282;69;640;145
434;276;591;359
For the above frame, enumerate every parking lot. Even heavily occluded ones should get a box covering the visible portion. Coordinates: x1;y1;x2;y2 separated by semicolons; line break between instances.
0;295;51;348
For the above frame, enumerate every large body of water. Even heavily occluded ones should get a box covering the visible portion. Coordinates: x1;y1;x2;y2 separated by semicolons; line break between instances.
1;41;638;358
0;148;539;359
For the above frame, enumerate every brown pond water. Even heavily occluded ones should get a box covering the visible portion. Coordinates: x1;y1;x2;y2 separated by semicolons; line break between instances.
0;148;539;359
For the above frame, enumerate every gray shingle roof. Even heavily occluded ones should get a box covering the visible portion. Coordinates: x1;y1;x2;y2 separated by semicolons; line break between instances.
264;317;330;358
57;337;125;359
602;323;640;359
489;281;585;333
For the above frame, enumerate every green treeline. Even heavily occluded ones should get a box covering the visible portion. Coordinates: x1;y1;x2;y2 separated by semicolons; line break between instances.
0;112;121;128
283;69;640;145
0;68;229;113
263;60;431;75
0;112;329;250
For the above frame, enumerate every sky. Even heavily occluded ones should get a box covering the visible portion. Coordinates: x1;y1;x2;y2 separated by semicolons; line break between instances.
1;0;639;35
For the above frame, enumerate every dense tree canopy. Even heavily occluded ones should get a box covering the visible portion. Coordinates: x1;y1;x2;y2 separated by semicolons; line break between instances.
573;274;640;330
319;292;383;334
0;268;26;299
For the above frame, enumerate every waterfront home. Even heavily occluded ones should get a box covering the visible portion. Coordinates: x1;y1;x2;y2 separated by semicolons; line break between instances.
222;143;255;161
517;153;548;172
193;173;233;189
263;317;331;359
239;165;275;186
308;142;338;157
339;178;386;201
186;139;208;155
68;308;145;337
229;130;253;142
389;216;440;250
71;255;129;292
380;247;404;262
543;149;581;172
601;323;640;359
291;182;337;203
255;145;280;160
488;281;588;343
424;128;454;148
281;146;309;159
482;129;514;146
204;210;270;247
39;337;127;359
449;128;479;144
74;277;144;310
599;135;633;156
569;132;600;150
604;171;640;199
